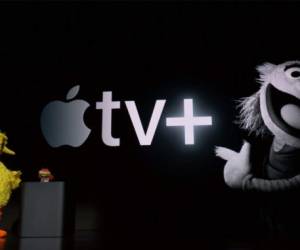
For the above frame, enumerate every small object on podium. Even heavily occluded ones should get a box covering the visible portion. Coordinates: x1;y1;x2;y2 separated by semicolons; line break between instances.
38;168;54;183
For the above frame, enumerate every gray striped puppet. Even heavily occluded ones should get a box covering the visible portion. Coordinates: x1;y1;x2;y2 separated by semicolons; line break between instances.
216;61;300;191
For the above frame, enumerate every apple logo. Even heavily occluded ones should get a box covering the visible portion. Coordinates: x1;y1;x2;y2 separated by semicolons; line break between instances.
40;85;91;147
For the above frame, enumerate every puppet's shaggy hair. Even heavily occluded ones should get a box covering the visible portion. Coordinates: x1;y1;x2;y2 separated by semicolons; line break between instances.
235;88;270;137
235;62;276;137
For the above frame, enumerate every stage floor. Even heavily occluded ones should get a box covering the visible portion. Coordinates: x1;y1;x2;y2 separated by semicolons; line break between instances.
3;231;300;250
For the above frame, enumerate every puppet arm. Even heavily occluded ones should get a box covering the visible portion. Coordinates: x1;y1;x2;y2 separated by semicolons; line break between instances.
215;141;251;189
242;174;300;192
216;142;300;192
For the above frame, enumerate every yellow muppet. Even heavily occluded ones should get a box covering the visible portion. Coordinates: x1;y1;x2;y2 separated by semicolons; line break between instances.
0;132;21;238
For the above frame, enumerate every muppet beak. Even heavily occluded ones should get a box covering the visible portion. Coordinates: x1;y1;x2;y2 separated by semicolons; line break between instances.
3;146;16;155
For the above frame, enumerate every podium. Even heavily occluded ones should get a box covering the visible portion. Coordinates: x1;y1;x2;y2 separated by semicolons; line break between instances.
19;182;74;238
19;238;64;250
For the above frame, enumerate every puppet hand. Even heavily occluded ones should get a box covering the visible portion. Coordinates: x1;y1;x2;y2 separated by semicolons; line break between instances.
215;142;251;189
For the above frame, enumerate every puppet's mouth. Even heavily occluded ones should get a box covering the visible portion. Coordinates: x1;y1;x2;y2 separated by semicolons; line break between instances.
266;84;300;137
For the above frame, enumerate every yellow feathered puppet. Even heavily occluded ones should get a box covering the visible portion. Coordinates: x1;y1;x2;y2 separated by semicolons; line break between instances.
0;132;21;238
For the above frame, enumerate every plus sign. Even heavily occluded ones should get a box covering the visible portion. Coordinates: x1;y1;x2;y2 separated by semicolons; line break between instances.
166;99;212;145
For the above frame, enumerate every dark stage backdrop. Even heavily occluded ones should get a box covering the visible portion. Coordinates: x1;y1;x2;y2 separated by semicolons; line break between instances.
0;2;300;242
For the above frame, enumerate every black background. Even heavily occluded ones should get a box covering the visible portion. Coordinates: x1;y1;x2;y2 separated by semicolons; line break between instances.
1;2;300;244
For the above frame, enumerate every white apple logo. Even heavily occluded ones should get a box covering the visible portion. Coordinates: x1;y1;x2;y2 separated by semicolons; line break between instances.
40;85;91;147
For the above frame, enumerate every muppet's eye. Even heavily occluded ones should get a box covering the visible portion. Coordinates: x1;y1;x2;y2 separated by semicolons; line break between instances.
291;71;300;78
286;67;300;79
